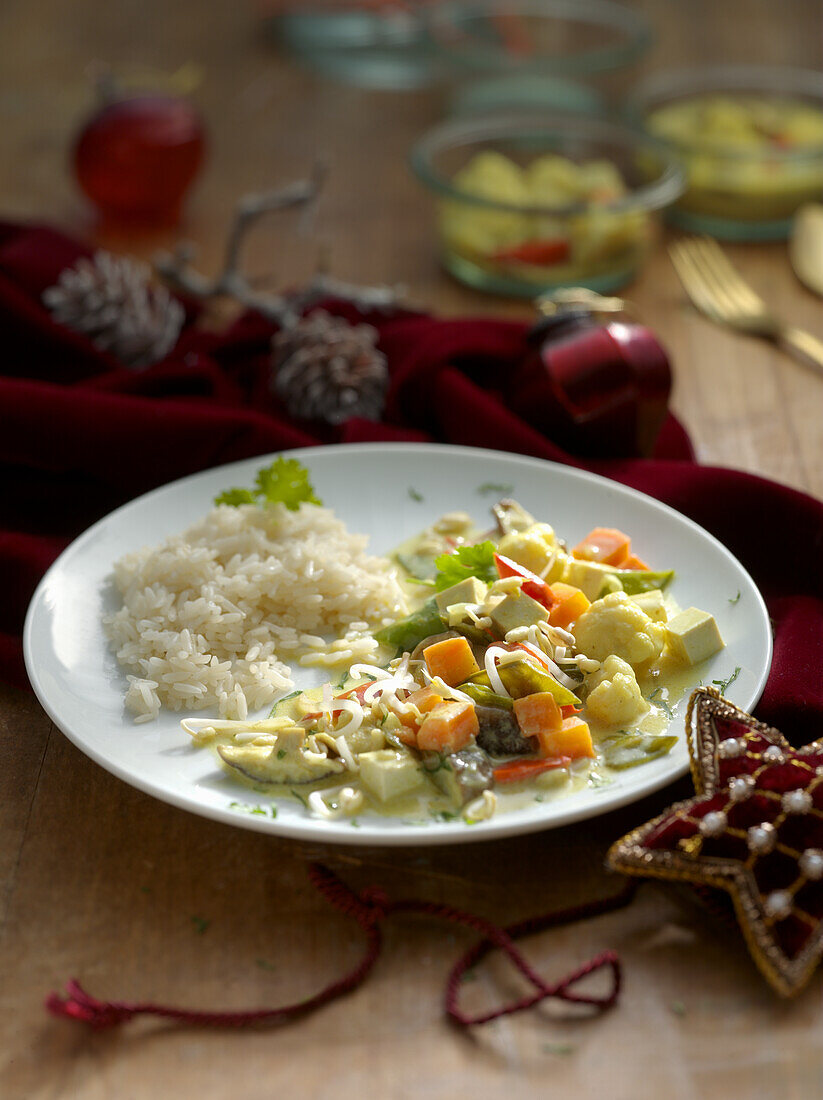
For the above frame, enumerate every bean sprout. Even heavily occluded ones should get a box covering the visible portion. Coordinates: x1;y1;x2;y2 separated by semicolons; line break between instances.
464;790;497;822
484;646;511;697
307;785;364;819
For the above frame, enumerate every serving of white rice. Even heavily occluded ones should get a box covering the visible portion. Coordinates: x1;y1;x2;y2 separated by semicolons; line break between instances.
105;502;408;723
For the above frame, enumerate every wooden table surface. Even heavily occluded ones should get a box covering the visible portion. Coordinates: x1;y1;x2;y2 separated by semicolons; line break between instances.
2;2;822;1097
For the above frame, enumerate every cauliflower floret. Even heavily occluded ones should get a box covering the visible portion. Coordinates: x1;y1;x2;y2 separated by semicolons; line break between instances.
572;591;666;668
496;523;566;581
585;655;648;726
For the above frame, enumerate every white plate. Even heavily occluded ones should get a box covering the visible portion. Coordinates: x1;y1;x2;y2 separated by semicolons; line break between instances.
24;444;771;846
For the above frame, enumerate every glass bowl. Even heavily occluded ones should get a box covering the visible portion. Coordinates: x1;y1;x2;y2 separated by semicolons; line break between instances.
629;66;823;240
427;0;652;92
410;112;684;297
269;8;437;90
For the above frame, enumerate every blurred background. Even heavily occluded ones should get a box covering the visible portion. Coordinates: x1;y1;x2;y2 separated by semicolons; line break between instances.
2;0;821;313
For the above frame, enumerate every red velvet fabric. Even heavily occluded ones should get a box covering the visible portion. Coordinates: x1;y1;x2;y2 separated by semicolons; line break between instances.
1;222;821;744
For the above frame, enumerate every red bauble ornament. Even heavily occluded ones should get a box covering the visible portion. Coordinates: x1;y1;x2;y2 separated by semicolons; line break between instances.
73;95;206;224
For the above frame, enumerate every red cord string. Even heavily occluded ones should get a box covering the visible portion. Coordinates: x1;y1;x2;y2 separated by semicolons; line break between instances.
45;863;637;1031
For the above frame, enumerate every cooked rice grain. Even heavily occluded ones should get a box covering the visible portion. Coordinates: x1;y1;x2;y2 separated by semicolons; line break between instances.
106;502;407;722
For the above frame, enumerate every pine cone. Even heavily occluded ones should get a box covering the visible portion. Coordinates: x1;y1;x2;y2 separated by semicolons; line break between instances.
43;251;184;369
271;310;388;425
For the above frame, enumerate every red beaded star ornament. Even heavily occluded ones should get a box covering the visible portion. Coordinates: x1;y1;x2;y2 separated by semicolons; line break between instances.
609;686;823;996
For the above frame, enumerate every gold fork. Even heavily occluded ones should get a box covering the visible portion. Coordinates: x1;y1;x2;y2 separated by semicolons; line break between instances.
669;236;823;376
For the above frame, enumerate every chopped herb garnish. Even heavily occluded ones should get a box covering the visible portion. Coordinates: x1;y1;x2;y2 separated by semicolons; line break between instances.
139;885;152;895
477;482;514;495
229;800;277;818
542;1042;575;1056
277;749;287;759
647;687;675;720
291;789;309;808
712;667;742;694
432;810;457;822
534;794;545;803
256;959;276;971
433;540;498;592
588;772;612;789
408;487;424;502
350;818;361;828
215;457;321;511
729;591;741;605
426;753;452;774
191;916;210;935
670;1000;687;1017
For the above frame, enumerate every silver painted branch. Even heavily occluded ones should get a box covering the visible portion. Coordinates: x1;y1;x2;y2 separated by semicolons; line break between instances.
154;164;402;329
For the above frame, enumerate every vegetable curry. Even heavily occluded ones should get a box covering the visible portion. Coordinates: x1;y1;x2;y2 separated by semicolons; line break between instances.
186;498;725;825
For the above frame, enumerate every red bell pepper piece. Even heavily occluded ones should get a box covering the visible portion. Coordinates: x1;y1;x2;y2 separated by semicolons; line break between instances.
492;238;570;266
493;756;571;784
494;553;557;610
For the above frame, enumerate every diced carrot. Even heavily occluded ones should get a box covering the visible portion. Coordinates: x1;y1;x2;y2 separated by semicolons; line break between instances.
493;756;571;784
560;704;580;719
395;725;419;748
513;692;565;757
621;553;650;571
572;527;632;567
494;553;557;610
397;686;444;728
537;716;595;760
423;636;480;687
514;694;563;731
417;700;478;754
547;583;591;630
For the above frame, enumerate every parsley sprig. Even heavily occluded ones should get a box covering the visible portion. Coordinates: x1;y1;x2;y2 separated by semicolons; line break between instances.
215;457;321;511
433;540;498;592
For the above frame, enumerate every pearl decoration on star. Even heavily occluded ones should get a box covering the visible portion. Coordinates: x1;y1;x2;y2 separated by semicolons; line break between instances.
718;738;746;759
699;811;728;837
782;789;813;814
763;745;785;764
748;822;777;854
800;849;823;880
764;891;793;920
729;775;756;802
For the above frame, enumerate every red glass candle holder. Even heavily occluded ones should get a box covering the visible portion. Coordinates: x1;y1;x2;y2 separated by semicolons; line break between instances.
74;95;206;225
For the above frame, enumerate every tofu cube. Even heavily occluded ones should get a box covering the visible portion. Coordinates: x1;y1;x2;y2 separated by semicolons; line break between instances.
665;608;725;665
435;576;488;614
627;588;668;623
489;590;549;636
563;559;622;601
358;749;424;802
